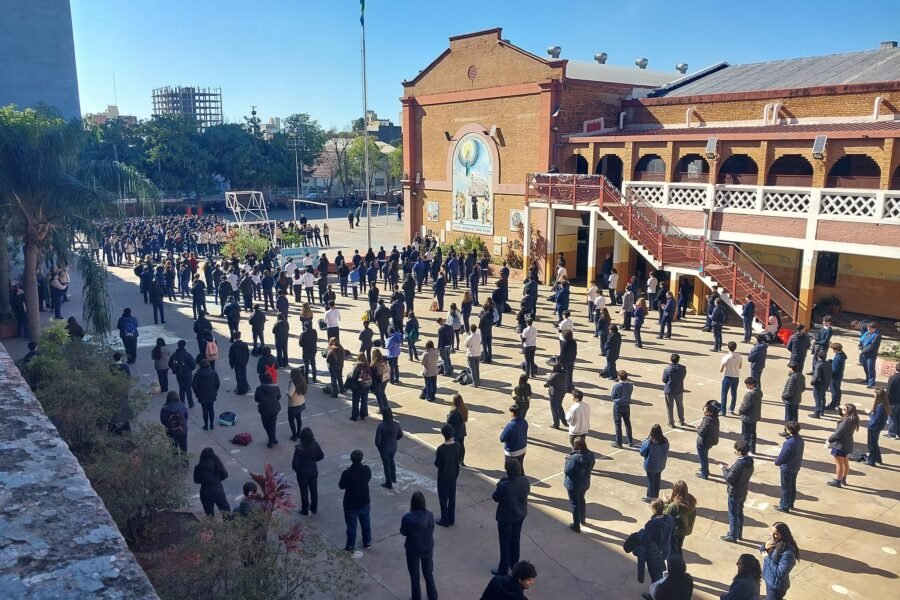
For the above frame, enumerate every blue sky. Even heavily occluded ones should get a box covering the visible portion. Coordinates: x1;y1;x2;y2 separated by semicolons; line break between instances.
72;0;898;130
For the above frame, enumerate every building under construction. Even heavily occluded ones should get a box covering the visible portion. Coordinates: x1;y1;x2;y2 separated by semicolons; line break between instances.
151;86;222;131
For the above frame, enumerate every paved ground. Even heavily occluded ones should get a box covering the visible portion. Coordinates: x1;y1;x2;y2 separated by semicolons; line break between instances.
8;213;900;599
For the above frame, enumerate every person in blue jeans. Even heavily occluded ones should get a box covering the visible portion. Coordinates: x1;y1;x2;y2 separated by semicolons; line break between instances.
721;440;754;543
761;522;799;600
720;341;742;416
773;421;804;513
639;424;669;502
610;370;634;448
695;401;720;479
338;449;373;552
374;409;403;489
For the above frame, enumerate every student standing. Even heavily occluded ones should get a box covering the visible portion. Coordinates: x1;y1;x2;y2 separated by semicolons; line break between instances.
545;364;570;430
695;401;720;480
490;458;530;577
191;359;221;431
375;408;403;489
761;522;800;600
563;436;595;532
292;427;324;515
611;370;634;448
773;421;804;513
159;391;188;452
520;318;538;378
434;424;462;527
168;339;196;407
400;492;438;600
721;440;754;543
737;377;763;454
151;338;171;393
828;342;848;411
720;341;743;416
254;371;282;448
721;554;761;600
827;404;860;487
338;449;373;552
286;369;308;441
662;354;687;428
565;389;590;445
663;481;697;555
447;393;469;465
500;405;529;473
464;324;483;387
229;331;251;395
641;499;676;583
193;447;230;517
640;424;670;502
747;335;768;389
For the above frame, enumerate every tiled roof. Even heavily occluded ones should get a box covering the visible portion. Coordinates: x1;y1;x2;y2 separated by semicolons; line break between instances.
572;120;900;141
650;47;900;97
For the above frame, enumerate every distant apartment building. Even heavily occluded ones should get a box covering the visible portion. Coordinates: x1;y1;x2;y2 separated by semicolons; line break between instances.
260;117;281;140
151;86;223;131
85;105;137;127
0;0;81;119
366;110;402;144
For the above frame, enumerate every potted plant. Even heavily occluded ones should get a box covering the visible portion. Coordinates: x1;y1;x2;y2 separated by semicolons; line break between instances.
813;294;842;317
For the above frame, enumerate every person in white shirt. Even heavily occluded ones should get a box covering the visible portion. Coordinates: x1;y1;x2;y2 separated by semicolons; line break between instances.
520;318;538;377
302;253;313;268
608;268;619;305
556;264;568;285
565;389;591;445
324;301;341;343
647;273;659;310
719;341;743;416
301;269;316;304
587;282;599;322
464;324;483;387
558;311;574;340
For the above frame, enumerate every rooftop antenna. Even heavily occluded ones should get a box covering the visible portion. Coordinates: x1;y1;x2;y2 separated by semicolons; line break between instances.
112;71;118;107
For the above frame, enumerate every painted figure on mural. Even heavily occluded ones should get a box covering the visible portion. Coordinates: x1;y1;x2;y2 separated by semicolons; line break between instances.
452;134;494;234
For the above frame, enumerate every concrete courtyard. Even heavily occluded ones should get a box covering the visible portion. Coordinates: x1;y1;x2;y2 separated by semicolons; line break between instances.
10;211;899;599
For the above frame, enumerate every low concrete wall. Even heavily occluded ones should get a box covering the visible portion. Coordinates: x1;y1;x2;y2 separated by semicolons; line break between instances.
0;343;158;599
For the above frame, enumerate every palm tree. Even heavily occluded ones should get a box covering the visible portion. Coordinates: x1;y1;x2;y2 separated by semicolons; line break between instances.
0;105;157;340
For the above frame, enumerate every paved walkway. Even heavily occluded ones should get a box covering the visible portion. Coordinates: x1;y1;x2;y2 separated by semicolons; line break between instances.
7;213;899;599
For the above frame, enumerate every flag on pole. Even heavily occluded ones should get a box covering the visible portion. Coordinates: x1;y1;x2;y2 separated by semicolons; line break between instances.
360;0;365;26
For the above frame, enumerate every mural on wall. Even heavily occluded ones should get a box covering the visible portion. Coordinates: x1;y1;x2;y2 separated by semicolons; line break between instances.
425;201;439;222
452;133;494;235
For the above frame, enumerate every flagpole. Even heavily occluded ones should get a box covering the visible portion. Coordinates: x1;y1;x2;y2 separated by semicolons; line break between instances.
361;1;372;249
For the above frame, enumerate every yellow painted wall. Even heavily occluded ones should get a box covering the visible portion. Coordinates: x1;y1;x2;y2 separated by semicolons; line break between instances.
740;243;801;294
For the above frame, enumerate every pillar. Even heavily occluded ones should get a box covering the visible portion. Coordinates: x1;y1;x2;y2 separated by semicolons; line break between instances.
544;207;556;285
692;276;706;316
586;210;598;284
401;97;420;244
797;248;818;328
522;204;531;272
612;233;631;292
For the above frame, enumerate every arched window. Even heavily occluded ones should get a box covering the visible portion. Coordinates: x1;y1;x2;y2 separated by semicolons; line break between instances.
674;153;709;183
826;155;881;189
717;154;759;185
595;154;624;189
634;154;666;182
562;154;589;174
766;154;813;187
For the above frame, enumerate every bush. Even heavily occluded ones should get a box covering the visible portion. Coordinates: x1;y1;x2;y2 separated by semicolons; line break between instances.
84;425;190;542
221;228;271;259
440;233;488;258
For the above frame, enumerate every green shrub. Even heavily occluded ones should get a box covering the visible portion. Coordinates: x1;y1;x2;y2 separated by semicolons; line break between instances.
440;233;488;258
221;228;271;258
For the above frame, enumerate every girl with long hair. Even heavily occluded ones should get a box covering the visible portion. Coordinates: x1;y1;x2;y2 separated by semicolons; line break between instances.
761;522;800;600
722;553;761;600
663;480;697;555
826;403;859;487
291;427;324;515
193;447;230;517
287;368;308;441
151;337;170;393
461;291;473;333
447;393;469;465
375;408;403;489
371;348;389;413
639;424;670;502
866;389;889;466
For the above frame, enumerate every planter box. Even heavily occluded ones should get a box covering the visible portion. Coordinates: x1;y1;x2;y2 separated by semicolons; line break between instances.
876;356;899;379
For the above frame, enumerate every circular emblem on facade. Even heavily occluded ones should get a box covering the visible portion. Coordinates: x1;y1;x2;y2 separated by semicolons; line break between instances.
467;65;478;81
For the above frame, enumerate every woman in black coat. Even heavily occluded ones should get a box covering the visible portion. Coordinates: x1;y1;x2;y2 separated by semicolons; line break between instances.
255;371;282;448
447;393;469;465
559;329;578;392
292;427;324;515
721;553;762;600
563;436;596;532
193;447;230;517
400;491;438;600
695;400;720;480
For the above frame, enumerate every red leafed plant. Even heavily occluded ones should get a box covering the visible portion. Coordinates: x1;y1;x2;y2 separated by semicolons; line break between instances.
248;463;297;515
277;522;305;554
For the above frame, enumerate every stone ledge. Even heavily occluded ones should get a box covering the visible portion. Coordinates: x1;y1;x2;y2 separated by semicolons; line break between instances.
0;343;158;600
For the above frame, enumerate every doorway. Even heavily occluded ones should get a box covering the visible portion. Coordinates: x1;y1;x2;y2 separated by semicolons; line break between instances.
575;226;589;284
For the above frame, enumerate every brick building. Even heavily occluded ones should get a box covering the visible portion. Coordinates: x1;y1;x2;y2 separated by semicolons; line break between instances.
403;30;900;325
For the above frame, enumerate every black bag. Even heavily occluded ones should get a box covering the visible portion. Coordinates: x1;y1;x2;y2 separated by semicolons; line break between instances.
323;384;333;395
318;318;327;331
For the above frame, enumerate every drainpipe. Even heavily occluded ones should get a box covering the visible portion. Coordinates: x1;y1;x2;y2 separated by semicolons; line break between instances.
618;111;626;130
770;102;784;125
873;96;885;121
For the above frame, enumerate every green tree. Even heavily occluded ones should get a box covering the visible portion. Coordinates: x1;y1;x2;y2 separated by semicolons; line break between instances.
347;135;387;194
389;142;403;188
0;105;156;340
203;123;263;189
243;107;263;139
141;114;213;207
350;117;365;133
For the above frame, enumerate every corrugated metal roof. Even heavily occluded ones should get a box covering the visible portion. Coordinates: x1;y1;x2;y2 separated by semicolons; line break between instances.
565;60;675;88
651;48;900;97
576;120;900;140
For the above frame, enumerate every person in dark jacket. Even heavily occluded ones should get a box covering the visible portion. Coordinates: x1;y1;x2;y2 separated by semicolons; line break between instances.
249;305;267;353
740;295;755;343
500;405;528;473
761;522;800;600
563;436;595;532
159;391;189;452
447;393;469;465
544;363;569;429
721;440;754;542
661;354;687;427
273;313;290;367
826;403;859;488
191;359;221;430
773;421;804;513
149;280;166;325
786;324;811;373
600;325;622;380
375;408;403;489
828;342;848;411
193;310;212;357
641;499;676;583
193;447;230;517
747;335;768;388
481;560;537;600
400;491;438;600
479;303;495;363
640;425;670;502
223;298;241;342
338;449;372;552
300;322;319;383
780;363;805;424
721;553;762;600
867;389;889;466
191;277;207;319
229;331;251;395
641;553;693;600
168;340;196;407
254;371;282;448
434;423;462;527
292;427;324;515
491;458;531;576
558;329;577;392
737;377;763;454
810;349;832;418
116;308;139;364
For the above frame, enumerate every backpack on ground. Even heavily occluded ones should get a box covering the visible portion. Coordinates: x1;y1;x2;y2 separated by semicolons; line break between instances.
358;363;373;388
165;411;185;435
205;339;219;362
378;360;391;383
231;432;252;446
264;362;278;383
218;411;237;426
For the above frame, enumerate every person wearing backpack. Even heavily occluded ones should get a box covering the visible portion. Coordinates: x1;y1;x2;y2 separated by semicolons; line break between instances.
375;408;404;489
168;339;196;408
152;338;171;394
371;349;391;412
159;391;189;452
255;370;282;448
116;308;139;364
192;359;221;431
202;332;219;370
256;346;279;385
349;352;373;421
292;427;325;515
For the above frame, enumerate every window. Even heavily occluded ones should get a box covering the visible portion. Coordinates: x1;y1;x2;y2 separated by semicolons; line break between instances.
374;177;385;186
814;251;839;286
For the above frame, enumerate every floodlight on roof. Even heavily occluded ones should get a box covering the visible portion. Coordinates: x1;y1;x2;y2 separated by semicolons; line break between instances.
705;137;718;160
812;135;827;160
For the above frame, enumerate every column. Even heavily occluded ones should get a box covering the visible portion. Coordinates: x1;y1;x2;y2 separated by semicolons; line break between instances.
401;97;419;244
612;233;631;292
797;248;818;328
692;276;706;316
522;204;532;271
586;209;598;284
544;207;556;285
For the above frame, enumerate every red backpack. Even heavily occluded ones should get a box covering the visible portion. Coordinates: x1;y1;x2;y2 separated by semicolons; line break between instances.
264;362;278;384
231;432;252;446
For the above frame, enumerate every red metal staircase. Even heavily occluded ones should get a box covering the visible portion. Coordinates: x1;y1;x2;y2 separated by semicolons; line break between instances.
526;173;799;324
